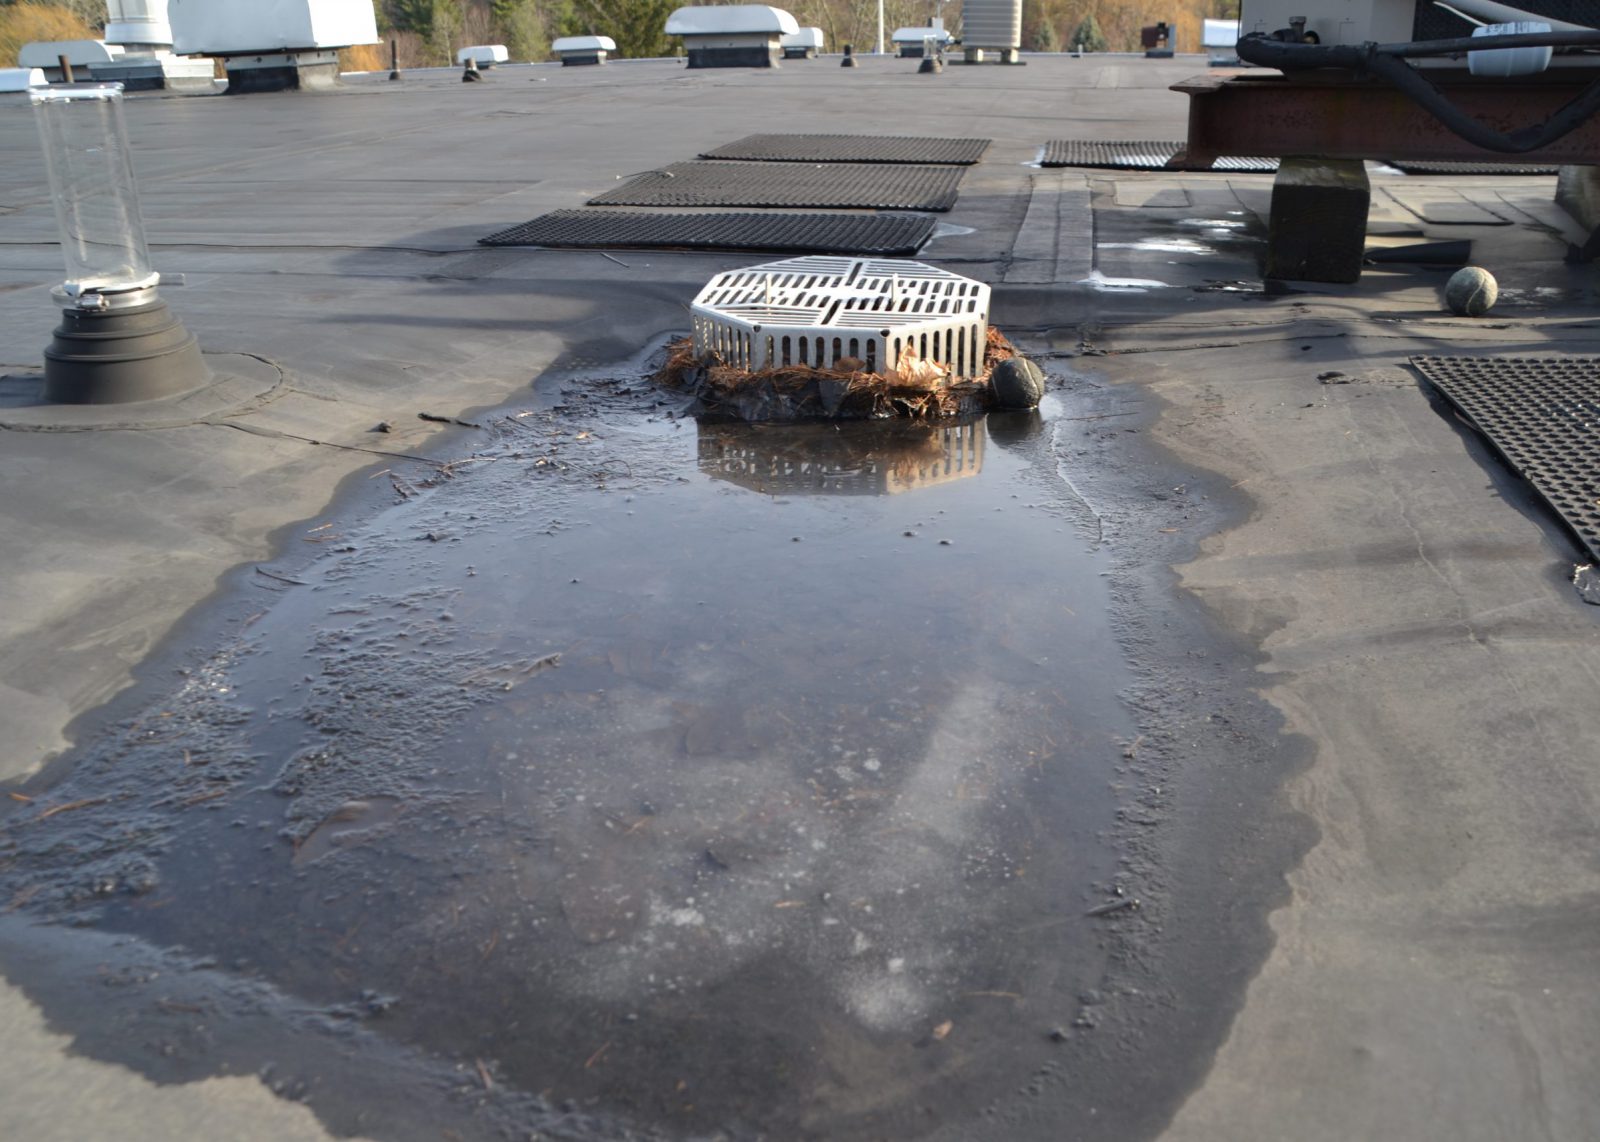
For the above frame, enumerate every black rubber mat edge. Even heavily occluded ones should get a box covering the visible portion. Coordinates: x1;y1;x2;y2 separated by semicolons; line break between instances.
1413;355;1600;562
479;209;937;256
1386;159;1558;176
588;161;966;212
1039;140;1278;173
700;133;991;165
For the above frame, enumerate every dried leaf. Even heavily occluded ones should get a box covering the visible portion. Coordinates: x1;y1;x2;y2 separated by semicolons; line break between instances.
931;1020;953;1041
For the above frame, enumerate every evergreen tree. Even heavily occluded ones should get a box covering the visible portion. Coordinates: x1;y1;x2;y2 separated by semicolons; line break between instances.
1070;13;1107;53
492;0;547;61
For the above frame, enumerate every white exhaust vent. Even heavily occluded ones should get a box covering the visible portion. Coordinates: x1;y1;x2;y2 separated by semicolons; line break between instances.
690;256;990;379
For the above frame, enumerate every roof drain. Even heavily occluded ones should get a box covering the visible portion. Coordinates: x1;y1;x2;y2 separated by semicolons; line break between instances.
690;256;991;381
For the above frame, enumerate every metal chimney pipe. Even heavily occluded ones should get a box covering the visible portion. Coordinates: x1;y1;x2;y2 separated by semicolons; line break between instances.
104;0;175;51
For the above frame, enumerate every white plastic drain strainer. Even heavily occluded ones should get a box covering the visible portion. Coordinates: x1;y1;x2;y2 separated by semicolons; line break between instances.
690;256;991;379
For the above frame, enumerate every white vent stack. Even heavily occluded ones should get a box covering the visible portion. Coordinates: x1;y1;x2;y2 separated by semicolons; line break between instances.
665;5;799;69
691;257;991;379
104;0;174;51
961;0;1022;63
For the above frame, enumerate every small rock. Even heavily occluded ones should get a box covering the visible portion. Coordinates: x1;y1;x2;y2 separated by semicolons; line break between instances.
1047;1027;1068;1042
990;357;1046;410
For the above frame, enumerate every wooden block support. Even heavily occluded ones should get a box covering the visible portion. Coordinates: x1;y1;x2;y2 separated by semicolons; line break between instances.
1266;157;1371;284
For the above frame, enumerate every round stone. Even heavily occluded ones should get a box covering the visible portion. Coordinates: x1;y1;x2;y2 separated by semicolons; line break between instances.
1445;266;1498;317
990;356;1046;409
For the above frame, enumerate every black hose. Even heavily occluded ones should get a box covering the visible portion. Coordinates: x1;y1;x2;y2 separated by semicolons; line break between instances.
1237;32;1600;153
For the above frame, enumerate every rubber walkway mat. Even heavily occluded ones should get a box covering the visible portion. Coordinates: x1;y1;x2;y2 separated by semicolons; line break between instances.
1040;140;1278;173
700;133;991;165
1414;356;1600;561
588;162;966;211
1387;159;1558;176
479;209;936;255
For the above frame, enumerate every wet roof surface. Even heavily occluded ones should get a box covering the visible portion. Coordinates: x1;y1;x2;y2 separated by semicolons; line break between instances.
2;52;1599;1142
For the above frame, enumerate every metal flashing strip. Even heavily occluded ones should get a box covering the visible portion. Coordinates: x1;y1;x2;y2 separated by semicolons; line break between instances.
700;133;991;165
1386;159;1558;176
588;162;967;212
479;210;936;256
1040;140;1278;173
1414;355;1600;561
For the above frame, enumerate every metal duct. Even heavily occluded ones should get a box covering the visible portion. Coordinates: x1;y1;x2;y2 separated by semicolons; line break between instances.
961;0;1022;51
104;0;174;49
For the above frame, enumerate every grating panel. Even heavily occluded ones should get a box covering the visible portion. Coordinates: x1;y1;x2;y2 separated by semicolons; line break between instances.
700;133;991;165
1387;159;1558;177
588;162;966;211
479;210;935;255
1413;356;1600;561
1040;140;1278;173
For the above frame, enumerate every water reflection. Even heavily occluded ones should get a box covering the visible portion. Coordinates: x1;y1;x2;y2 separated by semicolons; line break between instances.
698;418;985;496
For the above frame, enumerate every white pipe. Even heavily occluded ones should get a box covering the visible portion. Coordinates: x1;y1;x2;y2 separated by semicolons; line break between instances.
1434;0;1596;32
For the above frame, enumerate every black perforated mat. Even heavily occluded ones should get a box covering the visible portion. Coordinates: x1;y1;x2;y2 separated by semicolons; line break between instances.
1387;160;1558;177
588;162;966;211
700;133;991;165
1414;356;1600;560
479;209;935;255
1040;140;1278;173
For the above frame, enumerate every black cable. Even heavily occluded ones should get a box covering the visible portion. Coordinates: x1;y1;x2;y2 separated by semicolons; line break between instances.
1236;32;1600;153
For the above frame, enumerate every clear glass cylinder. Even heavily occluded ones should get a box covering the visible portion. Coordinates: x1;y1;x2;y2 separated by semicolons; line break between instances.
29;85;158;297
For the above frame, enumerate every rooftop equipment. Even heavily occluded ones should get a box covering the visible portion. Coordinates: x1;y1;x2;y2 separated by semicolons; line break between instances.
893;25;953;57
94;1;216;92
457;44;509;67
960;0;1022;63
18;41;125;82
665;5;799;69
0;68;49;92
780;27;825;59
691;256;990;380
168;0;379;92
29;85;207;403
1204;18;1241;65
552;35;616;65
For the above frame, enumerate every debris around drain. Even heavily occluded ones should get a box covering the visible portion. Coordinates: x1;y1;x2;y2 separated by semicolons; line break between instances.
654;328;1019;422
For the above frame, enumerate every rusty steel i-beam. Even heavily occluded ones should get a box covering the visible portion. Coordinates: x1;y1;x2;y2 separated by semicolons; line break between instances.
1174;73;1600;166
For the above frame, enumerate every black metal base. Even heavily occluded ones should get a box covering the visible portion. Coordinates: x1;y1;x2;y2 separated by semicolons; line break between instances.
686;46;780;69
561;54;606;65
43;299;209;405
224;60;340;94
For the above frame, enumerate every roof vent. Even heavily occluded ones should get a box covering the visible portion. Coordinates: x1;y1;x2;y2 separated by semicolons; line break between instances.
690;256;991;380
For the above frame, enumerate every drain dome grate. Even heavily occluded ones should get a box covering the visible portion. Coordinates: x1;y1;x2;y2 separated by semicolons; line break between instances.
1413;355;1600;561
692;256;990;378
